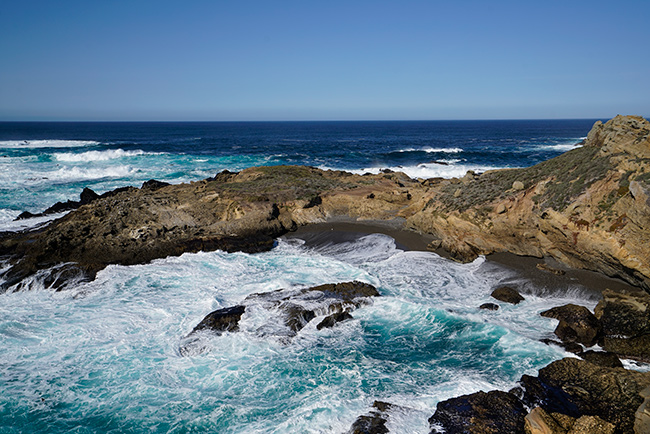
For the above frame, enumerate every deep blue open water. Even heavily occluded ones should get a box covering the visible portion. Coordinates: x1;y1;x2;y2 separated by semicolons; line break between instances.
0;120;605;433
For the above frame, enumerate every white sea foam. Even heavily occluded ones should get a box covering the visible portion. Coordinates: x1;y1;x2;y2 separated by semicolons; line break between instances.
397;147;463;154
53;149;150;162
0;209;64;232
0;233;597;433
534;139;583;152
48;165;137;181
0;139;100;149
324;162;504;179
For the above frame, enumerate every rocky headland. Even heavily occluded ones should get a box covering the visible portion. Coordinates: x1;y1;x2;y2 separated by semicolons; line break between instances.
1;115;650;433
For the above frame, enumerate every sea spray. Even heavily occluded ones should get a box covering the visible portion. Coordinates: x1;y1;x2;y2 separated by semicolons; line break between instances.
0;119;598;432
0;236;588;433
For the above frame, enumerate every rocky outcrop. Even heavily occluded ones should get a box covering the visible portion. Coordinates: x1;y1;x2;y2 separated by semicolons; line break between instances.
429;390;527;434
346;401;393;434
595;287;650;361
0;166;424;291
576;350;623;368
540;304;600;347
189;305;246;334
406;115;650;290
181;281;379;353
491;286;525;304
521;358;650;433
1;116;649;293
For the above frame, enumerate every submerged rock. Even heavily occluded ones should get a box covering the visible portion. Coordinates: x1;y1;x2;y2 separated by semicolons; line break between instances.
491;286;525;304
183;282;379;352
190;305;246;334
317;310;353;330
429;390;526;434
540;304;600;347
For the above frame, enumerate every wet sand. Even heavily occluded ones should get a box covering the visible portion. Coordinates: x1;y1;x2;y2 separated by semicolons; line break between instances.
283;219;639;299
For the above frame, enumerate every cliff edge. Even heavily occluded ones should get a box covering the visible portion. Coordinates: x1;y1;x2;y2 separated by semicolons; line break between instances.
1;115;649;291
407;115;650;290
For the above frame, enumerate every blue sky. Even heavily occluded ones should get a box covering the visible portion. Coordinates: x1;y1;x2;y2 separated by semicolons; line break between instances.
1;0;648;121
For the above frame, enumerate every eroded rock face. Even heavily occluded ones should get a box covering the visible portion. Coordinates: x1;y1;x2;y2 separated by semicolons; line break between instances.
429;390;526;434
577;350;623;368
522;358;650;433
524;406;567;434
540;304;600;347
595;287;650;361
406;115;650;291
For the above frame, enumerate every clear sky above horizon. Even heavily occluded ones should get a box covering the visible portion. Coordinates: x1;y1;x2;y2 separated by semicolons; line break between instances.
1;0;649;121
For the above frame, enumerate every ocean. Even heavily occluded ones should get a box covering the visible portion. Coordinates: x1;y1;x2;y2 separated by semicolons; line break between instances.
0;120;605;433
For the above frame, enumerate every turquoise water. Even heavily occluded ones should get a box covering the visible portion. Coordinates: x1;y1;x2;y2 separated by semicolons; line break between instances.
0;236;595;433
0;121;599;432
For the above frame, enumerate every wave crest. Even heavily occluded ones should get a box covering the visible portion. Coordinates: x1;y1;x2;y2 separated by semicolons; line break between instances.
54;149;150;162
0;140;100;149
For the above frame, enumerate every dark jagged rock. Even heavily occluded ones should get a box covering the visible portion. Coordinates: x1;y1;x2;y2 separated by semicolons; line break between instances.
141;179;170;191
540;338;583;354
577;350;623;368
79;187;99;204
595;287;650;361
429;390;526;434
317;310;353;330
14;187;100;221
15;211;37;220
208;169;238;183
541;304;600;347
521;357;650;433
42;199;79;215
190;305;246;334
306;281;380;301
519;374;581;418
185;282;379;349
281;302;316;333
491;286;525;304
347;401;393;434
480;302;500;311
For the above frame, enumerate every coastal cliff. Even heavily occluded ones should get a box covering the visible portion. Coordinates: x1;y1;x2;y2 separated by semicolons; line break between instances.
408;115;650;289
1;115;649;293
